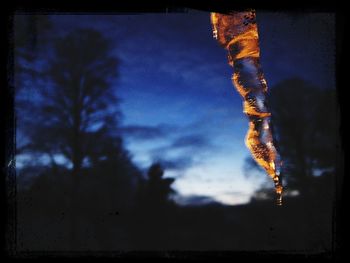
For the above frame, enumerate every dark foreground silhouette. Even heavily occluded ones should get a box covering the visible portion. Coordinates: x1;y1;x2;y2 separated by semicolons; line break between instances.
16;166;334;252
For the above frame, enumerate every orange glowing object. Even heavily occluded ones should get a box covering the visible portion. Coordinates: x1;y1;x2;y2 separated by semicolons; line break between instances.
211;10;283;205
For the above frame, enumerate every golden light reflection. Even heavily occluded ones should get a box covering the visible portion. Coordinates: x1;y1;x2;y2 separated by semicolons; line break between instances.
211;10;283;205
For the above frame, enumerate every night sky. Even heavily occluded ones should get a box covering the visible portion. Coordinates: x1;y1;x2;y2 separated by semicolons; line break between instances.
44;10;335;205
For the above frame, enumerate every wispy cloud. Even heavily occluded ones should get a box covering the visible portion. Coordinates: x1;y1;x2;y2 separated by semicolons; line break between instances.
170;134;210;150
148;133;216;174
154;157;194;172
173;194;218;206
120;124;176;140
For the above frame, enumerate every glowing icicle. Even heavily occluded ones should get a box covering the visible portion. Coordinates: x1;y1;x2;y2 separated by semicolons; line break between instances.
211;10;283;205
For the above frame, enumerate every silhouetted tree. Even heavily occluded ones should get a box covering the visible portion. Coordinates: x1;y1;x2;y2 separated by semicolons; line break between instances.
14;15;52;92
136;163;175;209
148;163;175;206
13;14;52;75
269;78;337;192
16;28;122;248
245;78;338;198
130;163;176;249
14;15;53;156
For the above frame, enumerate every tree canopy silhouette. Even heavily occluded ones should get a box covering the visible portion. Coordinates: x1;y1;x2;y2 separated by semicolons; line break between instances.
245;78;338;197
18;29;120;172
136;162;175;210
269;78;337;191
15;28;141;249
14;15;52;73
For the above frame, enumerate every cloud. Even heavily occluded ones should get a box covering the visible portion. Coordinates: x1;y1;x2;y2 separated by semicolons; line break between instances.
170;134;209;150
150;133;213;157
120;124;175;140
154;156;194;171
149;133;215;174
173;194;218;206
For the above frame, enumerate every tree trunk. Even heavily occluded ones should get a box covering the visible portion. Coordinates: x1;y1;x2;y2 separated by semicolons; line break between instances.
69;80;83;250
69;155;81;250
296;140;312;196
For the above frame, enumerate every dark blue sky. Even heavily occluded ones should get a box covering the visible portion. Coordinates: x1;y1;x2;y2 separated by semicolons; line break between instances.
48;10;335;205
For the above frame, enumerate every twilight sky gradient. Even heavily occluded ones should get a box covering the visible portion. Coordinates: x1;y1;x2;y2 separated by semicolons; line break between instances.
48;10;335;205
